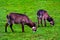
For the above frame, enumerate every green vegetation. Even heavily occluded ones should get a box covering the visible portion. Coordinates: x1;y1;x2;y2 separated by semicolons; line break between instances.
0;0;60;40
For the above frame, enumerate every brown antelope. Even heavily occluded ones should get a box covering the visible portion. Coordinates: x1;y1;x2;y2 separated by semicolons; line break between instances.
37;10;54;27
5;13;37;32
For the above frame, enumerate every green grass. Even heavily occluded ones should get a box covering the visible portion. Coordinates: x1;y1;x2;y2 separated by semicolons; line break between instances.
0;0;60;40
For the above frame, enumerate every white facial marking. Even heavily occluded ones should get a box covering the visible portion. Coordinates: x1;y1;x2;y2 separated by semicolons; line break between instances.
32;27;35;29
50;21;52;23
40;16;42;18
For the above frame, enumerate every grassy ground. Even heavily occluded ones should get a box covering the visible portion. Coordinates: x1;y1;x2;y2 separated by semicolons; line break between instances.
0;0;60;40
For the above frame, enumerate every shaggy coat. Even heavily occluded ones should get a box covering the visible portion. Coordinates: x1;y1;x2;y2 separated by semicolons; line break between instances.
37;10;54;27
5;13;37;32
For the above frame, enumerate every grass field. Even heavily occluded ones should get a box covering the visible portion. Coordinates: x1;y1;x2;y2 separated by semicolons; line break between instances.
0;0;60;40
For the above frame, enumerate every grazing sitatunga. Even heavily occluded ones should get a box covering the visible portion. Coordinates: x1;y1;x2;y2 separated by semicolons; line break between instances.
37;10;54;27
5;13;37;32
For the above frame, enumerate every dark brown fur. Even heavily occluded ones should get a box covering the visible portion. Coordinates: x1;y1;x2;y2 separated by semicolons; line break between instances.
5;13;37;32
37;10;54;27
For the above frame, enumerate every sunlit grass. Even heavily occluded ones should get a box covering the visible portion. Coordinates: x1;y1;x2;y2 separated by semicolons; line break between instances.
0;0;60;40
